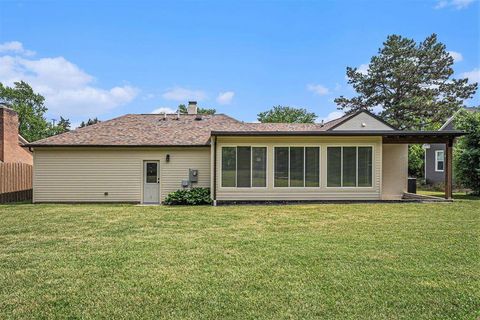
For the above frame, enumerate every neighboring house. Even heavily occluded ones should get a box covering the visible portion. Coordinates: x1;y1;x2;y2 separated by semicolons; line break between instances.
27;102;462;204
423;108;477;185
0;104;33;165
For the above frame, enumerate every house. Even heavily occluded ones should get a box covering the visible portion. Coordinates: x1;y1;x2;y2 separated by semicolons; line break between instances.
423;108;477;185
27;101;462;204
0;104;33;165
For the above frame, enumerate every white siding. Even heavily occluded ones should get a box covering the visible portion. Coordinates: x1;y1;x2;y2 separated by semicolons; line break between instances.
33;147;210;203
215;136;383;201
333;112;394;131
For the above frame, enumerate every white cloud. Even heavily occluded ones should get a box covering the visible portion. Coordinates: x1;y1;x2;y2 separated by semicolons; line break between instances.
435;0;476;9
357;63;369;75
448;51;463;62
162;87;207;101
307;84;329;96
461;68;480;82
0;41;138;118
0;41;35;56
151;107;176;114
216;91;235;104
319;111;344;123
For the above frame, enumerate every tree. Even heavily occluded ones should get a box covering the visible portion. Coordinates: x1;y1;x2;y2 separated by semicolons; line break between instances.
79;117;101;128
48;117;71;136
454;109;480;195
335;34;477;130
257;106;317;123
0;81;49;141
178;104;216;115
0;81;70;141
408;144;424;178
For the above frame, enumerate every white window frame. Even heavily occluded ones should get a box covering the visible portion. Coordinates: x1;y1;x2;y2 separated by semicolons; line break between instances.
273;146;321;188
435;150;445;172
220;145;268;189
326;145;374;189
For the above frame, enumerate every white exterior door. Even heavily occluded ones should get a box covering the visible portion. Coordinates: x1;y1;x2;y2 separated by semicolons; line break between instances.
143;161;160;204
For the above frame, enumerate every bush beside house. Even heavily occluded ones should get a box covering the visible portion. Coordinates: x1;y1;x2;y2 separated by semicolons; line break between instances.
163;188;212;205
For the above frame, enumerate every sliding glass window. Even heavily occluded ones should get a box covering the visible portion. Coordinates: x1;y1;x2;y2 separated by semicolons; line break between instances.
221;146;267;188
327;146;373;187
274;147;320;187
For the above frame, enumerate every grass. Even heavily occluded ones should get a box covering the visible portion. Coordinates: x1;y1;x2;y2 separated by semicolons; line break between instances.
0;201;479;319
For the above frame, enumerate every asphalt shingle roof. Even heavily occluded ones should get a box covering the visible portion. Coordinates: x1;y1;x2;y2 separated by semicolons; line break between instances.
28;112;354;147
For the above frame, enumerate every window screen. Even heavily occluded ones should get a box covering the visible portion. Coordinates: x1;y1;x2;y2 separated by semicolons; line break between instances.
305;147;320;187
342;147;357;187
358;147;373;187
274;147;289;187
221;147;236;187
252;147;267;187
327;147;342;187
289;147;304;187
236;147;252;188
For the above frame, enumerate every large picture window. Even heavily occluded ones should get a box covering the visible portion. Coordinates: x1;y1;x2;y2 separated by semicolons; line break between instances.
327;146;373;187
221;146;267;188
274;147;320;187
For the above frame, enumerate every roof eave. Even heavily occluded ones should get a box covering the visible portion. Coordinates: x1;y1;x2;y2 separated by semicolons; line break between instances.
211;130;465;137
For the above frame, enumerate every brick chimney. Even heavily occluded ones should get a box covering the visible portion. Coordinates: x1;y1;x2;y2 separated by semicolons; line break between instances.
187;101;198;115
0;104;32;164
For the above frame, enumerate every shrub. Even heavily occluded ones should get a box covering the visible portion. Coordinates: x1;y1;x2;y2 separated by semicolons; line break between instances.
163;187;212;205
454;110;480;195
408;144;424;178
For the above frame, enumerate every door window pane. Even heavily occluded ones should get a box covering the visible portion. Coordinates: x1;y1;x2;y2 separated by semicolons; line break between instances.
305;147;320;187
327;147;342;187
275;147;289;187
237;147;251;187
222;147;236;187
358;147;373;187
146;162;158;183
252;147;267;187
342;147;357;187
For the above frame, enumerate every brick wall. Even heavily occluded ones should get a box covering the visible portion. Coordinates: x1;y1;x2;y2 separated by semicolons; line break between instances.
0;106;33;165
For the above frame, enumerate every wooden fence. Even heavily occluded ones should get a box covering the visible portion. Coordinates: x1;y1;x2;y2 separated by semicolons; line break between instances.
0;163;33;203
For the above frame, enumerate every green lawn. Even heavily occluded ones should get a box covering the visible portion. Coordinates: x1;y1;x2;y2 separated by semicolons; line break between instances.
0;201;479;319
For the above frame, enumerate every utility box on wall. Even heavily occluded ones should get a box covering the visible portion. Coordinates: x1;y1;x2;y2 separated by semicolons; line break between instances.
189;169;198;183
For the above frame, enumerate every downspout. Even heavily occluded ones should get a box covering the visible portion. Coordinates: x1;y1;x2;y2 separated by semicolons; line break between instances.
212;135;217;206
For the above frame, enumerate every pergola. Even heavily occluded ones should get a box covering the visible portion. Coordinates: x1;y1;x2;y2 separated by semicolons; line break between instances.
381;130;465;199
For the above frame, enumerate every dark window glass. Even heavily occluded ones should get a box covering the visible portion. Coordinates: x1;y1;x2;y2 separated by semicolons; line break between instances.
436;151;444;171
237;147;251;187
275;147;289;187
305;147;320;187
327;147;342;187
342;147;357;187
221;147;236;187
252;147;267;187
290;147;304;187
146;162;158;183
358;147;373;187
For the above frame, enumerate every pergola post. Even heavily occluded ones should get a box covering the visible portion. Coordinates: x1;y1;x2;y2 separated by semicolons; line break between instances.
445;139;453;200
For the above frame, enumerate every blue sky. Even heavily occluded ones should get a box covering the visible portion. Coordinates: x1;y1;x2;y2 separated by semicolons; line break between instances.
0;0;479;127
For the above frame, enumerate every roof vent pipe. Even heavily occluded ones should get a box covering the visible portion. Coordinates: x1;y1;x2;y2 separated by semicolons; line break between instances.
176;110;180;120
163;112;167;121
187;101;198;115
320;119;324;127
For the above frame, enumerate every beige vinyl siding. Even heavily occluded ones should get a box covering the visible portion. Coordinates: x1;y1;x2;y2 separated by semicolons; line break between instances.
215;136;383;201
33;147;210;203
382;144;408;200
333;112;394;131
